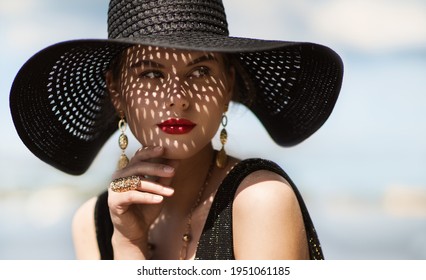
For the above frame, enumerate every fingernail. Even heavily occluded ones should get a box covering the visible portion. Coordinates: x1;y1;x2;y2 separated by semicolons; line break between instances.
163;166;174;173
154;146;163;151
153;195;163;202
163;187;174;195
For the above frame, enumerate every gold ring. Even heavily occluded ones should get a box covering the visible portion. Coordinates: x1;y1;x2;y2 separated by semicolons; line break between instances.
110;176;141;192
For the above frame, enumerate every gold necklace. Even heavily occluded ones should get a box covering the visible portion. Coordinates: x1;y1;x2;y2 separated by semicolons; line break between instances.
179;157;215;260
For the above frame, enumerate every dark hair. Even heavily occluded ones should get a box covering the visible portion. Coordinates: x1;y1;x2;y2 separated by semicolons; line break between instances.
108;50;125;82
226;54;256;108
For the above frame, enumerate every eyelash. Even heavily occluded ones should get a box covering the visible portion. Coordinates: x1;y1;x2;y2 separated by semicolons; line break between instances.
139;70;164;79
138;66;211;79
190;66;211;78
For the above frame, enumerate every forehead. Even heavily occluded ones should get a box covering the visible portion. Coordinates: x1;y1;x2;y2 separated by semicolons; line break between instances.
123;45;223;63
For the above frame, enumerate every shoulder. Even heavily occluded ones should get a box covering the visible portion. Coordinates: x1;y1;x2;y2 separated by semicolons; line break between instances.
233;168;298;219
232;166;309;259
72;196;101;259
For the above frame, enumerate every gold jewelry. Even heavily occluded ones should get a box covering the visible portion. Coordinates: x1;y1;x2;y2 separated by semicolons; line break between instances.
117;113;129;170
110;175;140;192
215;104;228;168
179;154;215;260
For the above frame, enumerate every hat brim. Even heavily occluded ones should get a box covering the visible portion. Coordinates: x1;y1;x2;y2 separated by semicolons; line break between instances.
10;33;343;175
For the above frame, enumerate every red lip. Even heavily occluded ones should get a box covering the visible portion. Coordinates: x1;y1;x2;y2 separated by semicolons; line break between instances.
157;118;196;134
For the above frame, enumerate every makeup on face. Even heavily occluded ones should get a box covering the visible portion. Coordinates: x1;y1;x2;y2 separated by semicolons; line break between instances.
114;45;232;158
157;118;196;135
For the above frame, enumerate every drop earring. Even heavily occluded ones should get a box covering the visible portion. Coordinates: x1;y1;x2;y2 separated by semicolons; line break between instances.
216;104;228;168
117;113;129;170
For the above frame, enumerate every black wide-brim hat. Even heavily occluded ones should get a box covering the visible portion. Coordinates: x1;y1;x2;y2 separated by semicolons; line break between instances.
10;0;343;175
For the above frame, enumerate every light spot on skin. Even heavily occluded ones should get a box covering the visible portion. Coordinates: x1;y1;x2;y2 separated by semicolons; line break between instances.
203;105;210;116
183;143;188;152
149;129;154;141
113;45;233;156
135;108;141;122
212;96;218;106
142;129;148;144
181;53;188;64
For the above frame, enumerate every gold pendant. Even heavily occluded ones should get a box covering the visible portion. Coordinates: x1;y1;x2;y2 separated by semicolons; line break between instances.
216;147;227;168
118;133;128;150
117;153;129;170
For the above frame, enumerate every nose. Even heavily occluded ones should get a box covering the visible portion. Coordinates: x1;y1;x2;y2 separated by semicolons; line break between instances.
165;77;190;110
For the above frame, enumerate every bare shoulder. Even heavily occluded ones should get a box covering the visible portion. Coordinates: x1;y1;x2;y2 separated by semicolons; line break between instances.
234;169;299;214
72;196;101;259
233;169;309;259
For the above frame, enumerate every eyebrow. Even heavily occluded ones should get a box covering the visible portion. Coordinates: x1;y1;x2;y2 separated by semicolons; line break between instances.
129;54;218;69
187;54;219;66
130;60;165;69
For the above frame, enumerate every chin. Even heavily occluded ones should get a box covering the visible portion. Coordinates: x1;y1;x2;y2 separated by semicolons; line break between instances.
161;139;214;160
162;146;200;160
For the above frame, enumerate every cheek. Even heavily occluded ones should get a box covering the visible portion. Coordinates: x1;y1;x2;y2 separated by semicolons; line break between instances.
121;79;165;115
190;76;229;107
121;90;162;143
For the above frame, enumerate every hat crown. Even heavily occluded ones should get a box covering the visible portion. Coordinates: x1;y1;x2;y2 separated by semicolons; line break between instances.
108;0;229;38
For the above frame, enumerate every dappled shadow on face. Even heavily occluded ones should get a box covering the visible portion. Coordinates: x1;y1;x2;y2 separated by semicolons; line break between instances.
116;45;232;158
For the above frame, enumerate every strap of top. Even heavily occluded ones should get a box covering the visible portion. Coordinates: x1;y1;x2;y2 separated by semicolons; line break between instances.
94;158;323;260
195;158;324;260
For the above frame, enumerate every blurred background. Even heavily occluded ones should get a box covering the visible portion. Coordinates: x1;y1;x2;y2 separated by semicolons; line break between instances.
1;0;425;259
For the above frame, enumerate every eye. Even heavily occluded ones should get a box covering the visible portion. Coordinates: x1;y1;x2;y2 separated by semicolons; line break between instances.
190;66;211;78
139;70;164;79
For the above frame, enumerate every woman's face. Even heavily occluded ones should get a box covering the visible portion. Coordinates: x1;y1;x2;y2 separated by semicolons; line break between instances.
108;45;234;159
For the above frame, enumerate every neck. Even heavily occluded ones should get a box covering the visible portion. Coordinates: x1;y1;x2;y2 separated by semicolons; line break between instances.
164;143;215;214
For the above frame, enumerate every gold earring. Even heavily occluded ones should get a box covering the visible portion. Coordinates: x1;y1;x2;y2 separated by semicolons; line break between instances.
216;105;228;168
117;113;129;170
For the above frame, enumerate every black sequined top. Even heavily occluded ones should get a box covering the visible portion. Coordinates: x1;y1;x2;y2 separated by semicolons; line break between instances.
94;158;324;259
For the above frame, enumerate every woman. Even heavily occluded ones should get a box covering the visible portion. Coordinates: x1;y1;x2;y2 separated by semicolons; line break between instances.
10;0;343;260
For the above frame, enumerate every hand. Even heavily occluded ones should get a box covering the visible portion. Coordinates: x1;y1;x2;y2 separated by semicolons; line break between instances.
107;146;178;258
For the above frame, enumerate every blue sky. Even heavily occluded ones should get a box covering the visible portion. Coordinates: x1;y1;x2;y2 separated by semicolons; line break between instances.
1;0;426;259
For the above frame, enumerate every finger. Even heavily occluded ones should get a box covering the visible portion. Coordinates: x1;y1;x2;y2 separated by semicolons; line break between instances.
157;159;180;186
113;162;175;180
130;146;164;163
108;188;165;210
110;177;174;196
138;180;174;196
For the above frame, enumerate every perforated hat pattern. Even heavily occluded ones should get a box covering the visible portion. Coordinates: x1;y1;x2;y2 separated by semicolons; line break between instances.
10;0;343;175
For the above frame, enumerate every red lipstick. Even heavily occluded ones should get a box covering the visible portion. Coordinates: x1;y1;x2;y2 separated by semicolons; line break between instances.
157;118;196;134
